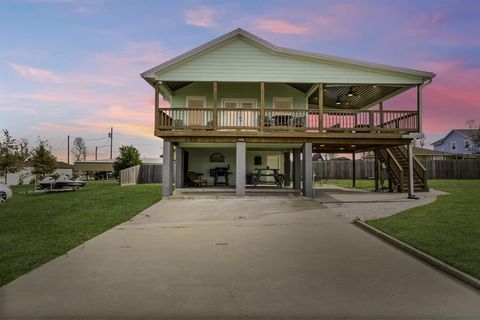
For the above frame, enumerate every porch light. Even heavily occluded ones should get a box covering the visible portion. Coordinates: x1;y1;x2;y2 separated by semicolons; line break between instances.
320;144;325;147
335;97;341;105
372;85;377;88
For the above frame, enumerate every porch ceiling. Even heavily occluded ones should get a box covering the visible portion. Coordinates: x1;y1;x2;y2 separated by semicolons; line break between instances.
288;83;413;109
178;142;302;150
165;81;413;110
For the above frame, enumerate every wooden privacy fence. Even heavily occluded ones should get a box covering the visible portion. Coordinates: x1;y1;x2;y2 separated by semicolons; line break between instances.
119;164;163;186
314;159;480;180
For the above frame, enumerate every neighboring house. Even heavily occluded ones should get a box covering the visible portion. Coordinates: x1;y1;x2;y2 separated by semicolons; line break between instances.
74;159;114;179
412;147;455;161
432;129;480;155
1;161;73;186
141;28;435;197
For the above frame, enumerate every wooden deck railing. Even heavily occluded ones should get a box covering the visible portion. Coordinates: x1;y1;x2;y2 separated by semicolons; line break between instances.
157;107;418;134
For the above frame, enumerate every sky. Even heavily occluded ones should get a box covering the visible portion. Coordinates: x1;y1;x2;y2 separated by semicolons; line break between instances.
1;0;480;162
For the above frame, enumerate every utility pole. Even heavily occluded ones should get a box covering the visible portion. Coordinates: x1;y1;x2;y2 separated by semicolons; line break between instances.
109;127;113;159
95;146;98;160
67;135;70;164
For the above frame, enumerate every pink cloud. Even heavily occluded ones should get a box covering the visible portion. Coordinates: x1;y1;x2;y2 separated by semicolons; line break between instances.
254;19;310;35
9;63;65;83
184;6;217;28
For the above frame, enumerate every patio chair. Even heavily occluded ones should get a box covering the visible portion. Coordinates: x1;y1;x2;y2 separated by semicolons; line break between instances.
186;171;207;187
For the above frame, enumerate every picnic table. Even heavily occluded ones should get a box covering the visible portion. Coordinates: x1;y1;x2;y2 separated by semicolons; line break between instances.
252;168;285;188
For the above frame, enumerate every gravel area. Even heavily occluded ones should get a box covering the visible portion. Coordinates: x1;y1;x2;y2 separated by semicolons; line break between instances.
315;186;447;221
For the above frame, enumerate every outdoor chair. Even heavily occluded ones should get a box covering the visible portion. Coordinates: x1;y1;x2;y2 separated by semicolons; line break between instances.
186;171;208;187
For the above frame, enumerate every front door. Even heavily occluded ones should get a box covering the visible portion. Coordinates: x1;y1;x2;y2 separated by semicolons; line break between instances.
222;99;257;128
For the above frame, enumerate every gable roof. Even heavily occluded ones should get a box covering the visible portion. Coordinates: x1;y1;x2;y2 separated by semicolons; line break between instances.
141;28;435;85
431;129;477;145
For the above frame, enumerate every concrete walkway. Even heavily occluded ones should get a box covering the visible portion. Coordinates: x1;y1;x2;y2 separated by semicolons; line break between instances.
1;198;479;319
316;185;447;220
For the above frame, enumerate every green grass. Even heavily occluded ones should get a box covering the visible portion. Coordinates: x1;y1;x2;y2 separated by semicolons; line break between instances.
366;180;480;280
317;179;375;190
0;181;161;286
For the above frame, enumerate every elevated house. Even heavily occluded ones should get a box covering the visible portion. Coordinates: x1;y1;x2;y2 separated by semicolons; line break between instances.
432;129;480;155
141;29;435;197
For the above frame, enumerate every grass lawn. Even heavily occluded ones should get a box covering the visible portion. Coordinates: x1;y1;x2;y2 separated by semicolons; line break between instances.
0;181;161;286
366;180;480;280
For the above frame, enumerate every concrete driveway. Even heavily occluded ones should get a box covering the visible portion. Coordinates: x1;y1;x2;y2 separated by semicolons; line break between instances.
1;197;479;319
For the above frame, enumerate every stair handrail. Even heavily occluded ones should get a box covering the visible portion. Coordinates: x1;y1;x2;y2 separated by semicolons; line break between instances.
397;146;428;191
378;148;404;191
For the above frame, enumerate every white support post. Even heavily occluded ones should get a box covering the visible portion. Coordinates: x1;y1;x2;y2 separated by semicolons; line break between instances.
417;84;423;133
162;141;174;197
407;140;417;199
293;148;301;190
175;146;184;188
236;141;246;197
302;143;313;198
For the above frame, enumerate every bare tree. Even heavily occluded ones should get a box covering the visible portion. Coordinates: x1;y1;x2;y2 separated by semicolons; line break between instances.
418;137;426;148
71;137;87;161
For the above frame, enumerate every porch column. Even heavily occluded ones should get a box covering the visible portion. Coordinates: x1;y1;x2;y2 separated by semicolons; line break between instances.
283;152;291;187
292;148;301;190
213;81;218;130
407;140;417;199
175;146;184;188
318;83;324;132
417;84;423;133
260;82;265;132
302;143;313;198
162;141;174;197
374;150;379;191
236;141;246;197
352;152;356;188
379;102;384;128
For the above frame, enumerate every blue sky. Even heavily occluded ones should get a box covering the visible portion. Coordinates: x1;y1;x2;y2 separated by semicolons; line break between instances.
1;0;480;161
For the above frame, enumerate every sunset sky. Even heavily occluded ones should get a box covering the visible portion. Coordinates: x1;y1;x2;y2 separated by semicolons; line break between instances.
1;0;480;161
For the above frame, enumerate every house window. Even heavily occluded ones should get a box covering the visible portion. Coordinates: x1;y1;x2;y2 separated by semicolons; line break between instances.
451;142;456;151
273;97;293;109
464;140;471;150
186;96;206;108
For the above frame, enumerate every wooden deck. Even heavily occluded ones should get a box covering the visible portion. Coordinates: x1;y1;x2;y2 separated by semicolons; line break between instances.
155;107;418;148
156;108;418;135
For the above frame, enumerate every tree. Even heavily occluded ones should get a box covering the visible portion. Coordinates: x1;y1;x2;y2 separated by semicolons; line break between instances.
466;119;480;153
72;137;87;161
113;145;142;178
0;130;22;184
418;137;426;148
31;138;57;178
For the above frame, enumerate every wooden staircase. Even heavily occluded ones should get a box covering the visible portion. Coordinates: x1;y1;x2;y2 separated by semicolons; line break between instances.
376;146;429;192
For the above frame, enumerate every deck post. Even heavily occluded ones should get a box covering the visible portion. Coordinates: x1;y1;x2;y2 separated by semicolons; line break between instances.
407;140;417;199
352;152;356;188
154;82;159;132
293;148;301;190
213;81;218;130
236;140;246;197
379;102;384;128
162;141;174;196
260;82;265;132
284;152;291;186
318;83;324;132
175;146;184;188
417;84;422;133
374;150;379;191
302;143;313;198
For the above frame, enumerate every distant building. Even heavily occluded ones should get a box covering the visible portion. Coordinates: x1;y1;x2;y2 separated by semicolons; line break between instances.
432;129;480;155
1;161;73;186
411;147;455;161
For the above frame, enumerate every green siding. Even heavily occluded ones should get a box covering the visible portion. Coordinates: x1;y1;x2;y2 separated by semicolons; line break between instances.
157;38;421;84
172;82;306;108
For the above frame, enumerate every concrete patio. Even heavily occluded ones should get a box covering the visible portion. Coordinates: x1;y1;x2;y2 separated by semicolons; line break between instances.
1;196;479;319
